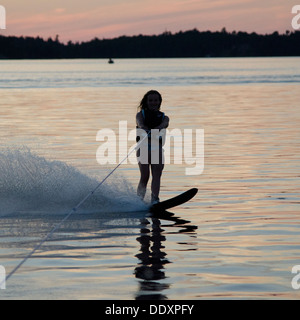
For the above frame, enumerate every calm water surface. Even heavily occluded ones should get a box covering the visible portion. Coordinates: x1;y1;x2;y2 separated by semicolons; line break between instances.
0;58;300;299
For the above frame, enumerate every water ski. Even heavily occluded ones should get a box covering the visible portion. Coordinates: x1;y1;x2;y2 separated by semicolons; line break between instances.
150;188;198;213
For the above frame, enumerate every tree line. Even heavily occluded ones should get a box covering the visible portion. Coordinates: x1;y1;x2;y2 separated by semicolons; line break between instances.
0;28;299;59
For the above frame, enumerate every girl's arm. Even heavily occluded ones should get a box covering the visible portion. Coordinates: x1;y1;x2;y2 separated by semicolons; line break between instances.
154;115;169;130
136;112;169;130
136;111;149;131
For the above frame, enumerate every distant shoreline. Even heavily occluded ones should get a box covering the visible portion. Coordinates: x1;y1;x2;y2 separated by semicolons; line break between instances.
1;29;299;59
1;56;299;60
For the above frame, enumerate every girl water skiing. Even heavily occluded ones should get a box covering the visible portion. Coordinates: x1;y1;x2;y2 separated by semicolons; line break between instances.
136;90;169;203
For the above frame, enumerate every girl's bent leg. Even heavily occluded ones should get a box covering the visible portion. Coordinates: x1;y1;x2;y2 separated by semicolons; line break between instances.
137;163;150;200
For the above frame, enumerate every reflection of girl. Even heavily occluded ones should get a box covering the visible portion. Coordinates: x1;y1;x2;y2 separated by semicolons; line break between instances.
136;90;169;203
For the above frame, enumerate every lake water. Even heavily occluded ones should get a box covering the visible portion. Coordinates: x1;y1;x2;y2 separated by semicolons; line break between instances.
0;57;300;300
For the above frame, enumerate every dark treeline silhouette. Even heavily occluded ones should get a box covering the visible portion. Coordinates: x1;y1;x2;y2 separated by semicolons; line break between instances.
0;28;299;59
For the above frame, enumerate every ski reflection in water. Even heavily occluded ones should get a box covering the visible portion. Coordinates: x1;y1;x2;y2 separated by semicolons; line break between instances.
134;212;197;300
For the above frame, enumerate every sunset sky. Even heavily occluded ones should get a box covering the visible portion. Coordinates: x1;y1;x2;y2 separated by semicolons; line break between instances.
0;0;296;43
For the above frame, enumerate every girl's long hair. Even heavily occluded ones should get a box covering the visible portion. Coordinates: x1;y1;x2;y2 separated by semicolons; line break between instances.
138;90;162;111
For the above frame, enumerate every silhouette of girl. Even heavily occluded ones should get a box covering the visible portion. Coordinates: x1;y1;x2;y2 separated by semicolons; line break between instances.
136;90;169;203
